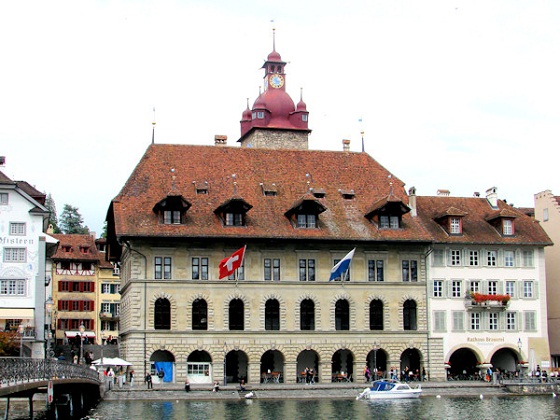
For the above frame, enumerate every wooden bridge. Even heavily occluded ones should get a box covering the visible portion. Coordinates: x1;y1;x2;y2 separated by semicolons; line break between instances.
0;357;102;419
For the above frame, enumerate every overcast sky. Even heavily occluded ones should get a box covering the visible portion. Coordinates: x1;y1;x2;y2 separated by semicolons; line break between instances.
2;1;559;235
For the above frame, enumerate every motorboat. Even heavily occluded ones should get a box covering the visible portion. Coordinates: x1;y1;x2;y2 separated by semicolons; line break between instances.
357;380;422;400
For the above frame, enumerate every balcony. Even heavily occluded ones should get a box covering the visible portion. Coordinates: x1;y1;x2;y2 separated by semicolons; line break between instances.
464;292;510;311
99;311;120;320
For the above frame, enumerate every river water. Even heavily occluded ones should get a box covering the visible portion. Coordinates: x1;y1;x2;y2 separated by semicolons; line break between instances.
87;395;560;420
5;395;560;419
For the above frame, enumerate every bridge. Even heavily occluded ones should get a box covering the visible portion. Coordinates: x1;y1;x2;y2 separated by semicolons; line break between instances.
0;357;102;419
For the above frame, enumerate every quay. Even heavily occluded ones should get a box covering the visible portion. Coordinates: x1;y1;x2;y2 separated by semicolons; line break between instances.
100;379;560;401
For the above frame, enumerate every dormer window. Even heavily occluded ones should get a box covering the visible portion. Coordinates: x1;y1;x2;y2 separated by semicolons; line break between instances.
62;245;71;252
434;207;467;235
79;246;90;254
226;212;244;226
311;188;326;198
503;219;514;236
365;195;410;230
297;214;316;228
485;209;517;237
285;195;326;229
153;195;191;225
261;183;277;197
380;215;399;229
215;197;253;227
450;217;462;234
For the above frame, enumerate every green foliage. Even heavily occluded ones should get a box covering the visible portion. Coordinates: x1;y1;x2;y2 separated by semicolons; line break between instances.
59;204;90;234
0;330;20;356
45;193;61;233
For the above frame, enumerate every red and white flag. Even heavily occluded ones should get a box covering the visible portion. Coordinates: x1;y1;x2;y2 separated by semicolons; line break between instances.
218;246;246;279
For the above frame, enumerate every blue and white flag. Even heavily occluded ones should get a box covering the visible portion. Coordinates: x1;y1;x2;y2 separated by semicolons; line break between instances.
329;248;356;281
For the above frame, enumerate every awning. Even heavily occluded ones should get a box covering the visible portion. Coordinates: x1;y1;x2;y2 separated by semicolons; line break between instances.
65;331;96;338
0;308;34;319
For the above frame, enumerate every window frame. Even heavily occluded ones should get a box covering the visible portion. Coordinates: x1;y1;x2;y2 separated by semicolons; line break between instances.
368;259;384;282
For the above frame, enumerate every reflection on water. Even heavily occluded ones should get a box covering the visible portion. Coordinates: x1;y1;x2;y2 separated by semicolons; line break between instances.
85;396;560;420
5;395;560;419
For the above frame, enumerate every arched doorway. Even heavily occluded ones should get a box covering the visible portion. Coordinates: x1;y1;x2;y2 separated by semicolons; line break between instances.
260;350;285;383
331;349;354;382
150;349;175;383
186;350;212;384
366;348;388;379
491;347;519;375
400;348;421;381
225;350;248;384
296;349;319;383
448;348;479;379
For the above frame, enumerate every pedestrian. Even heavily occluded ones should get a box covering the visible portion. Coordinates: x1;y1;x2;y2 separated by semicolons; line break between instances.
129;370;135;387
107;368;115;390
239;379;246;392
184;377;191;392
212;381;220;392
157;368;165;382
364;364;370;382
146;372;153;389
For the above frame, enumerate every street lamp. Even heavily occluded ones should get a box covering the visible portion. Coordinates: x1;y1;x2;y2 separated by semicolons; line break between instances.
79;322;85;364
372;342;379;380
18;324;24;357
517;338;523;378
45;297;54;358
223;342;227;386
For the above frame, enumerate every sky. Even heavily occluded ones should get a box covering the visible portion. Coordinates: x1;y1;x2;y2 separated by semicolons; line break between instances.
1;1;559;235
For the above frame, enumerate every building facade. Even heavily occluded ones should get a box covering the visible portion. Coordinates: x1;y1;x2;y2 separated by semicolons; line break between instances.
0;168;56;358
534;190;560;369
51;233;119;354
106;42;444;384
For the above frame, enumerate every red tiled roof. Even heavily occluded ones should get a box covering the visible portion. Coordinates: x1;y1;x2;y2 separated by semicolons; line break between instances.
108;144;432;242
415;196;551;245
51;234;103;261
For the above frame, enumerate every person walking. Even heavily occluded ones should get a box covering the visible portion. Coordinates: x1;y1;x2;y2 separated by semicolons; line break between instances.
185;377;191;392
129;370;135;387
146;372;153;389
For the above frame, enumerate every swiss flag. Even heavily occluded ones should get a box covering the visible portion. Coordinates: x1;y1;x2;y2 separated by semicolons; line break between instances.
219;246;246;279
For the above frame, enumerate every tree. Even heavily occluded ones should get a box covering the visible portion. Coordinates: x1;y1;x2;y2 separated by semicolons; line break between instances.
45;193;61;233
59;204;90;234
0;331;19;356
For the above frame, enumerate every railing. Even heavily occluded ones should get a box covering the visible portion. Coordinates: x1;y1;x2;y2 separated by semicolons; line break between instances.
0;357;101;387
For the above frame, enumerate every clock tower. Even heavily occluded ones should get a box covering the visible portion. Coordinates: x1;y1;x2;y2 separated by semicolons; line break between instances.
239;31;310;150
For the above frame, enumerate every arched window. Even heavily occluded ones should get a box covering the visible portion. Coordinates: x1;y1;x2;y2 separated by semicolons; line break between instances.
229;299;244;330
403;299;417;330
300;299;315;331
265;299;280;331
192;298;207;330
154;298;170;330
335;299;349;330
369;299;384;330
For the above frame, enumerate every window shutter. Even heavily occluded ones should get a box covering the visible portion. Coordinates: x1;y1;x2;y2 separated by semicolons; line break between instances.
534;281;539;298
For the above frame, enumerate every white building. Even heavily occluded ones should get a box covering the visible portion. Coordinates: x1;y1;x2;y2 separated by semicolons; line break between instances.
414;187;551;378
0;164;57;358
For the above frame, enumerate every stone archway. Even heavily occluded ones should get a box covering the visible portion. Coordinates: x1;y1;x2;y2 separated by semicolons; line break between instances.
331;349;354;382
260;349;285;383
490;347;520;375
296;349;320;383
225;349;248;384
448;347;479;379
150;349;175;383
366;348;388;379
400;348;421;381
186;350;212;384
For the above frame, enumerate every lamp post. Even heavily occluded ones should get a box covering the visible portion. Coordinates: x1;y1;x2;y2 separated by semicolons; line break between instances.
79;322;85;364
18;324;24;357
372;341;379;380
517;338;523;379
45;297;54;358
223;342;227;386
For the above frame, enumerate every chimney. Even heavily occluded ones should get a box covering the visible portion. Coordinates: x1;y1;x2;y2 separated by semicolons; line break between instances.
408;186;417;217
342;139;350;151
0;156;5;167
437;189;450;196
486;186;498;208
214;135;227;146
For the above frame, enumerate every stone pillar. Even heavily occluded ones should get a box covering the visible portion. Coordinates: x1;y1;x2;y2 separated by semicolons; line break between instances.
285;361;298;384
319;360;331;384
248;360;261;385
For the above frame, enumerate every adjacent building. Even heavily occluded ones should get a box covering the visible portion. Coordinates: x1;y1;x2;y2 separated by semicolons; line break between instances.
0;166;57;358
51;233;119;353
534;190;560;369
416;188;552;378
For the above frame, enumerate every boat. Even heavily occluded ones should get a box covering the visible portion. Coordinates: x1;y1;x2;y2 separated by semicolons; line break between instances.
356;379;422;400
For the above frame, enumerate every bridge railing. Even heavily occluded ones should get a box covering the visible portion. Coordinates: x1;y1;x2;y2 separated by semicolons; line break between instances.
0;357;101;387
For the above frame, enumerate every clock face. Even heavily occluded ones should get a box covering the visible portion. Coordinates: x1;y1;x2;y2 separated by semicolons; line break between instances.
270;74;284;89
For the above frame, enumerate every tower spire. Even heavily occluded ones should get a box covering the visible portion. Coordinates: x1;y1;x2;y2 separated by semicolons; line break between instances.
271;20;276;51
151;107;156;144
